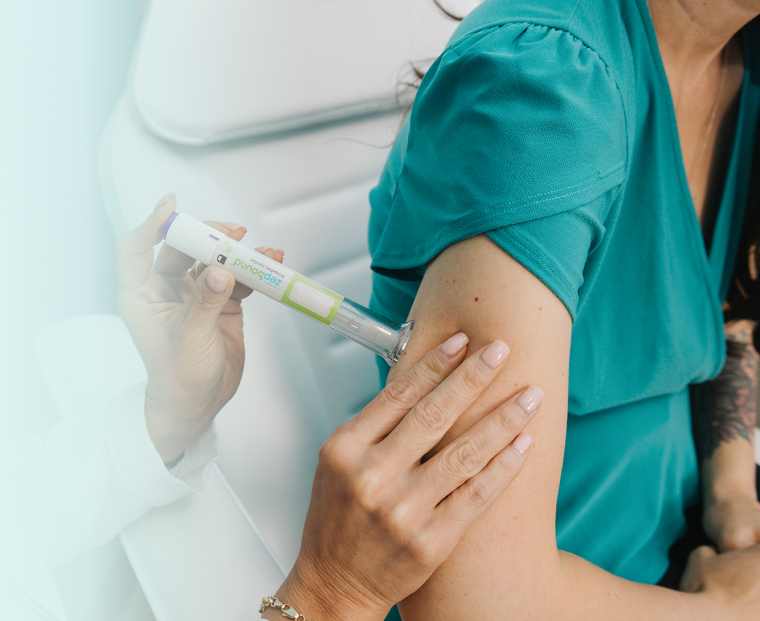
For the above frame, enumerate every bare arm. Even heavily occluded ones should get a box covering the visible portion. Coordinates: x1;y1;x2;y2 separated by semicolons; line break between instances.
693;320;760;551
391;235;720;620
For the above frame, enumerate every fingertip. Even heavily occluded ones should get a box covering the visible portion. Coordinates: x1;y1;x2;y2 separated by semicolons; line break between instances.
481;340;510;370
222;221;247;233
517;386;544;416
439;332;469;358
512;432;533;455
151;198;177;236
222;221;247;240
154;193;177;212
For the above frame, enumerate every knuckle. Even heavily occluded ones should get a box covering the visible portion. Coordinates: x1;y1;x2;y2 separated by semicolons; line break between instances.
497;407;523;437
383;377;419;409
349;470;382;510
318;435;345;471
415;399;447;432
196;285;218;309
462;478;491;510
385;502;413;539
424;347;450;375
407;532;437;566
494;451;520;480
445;439;483;477
455;362;485;395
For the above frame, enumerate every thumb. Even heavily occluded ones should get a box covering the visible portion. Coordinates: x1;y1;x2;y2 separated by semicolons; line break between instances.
184;266;234;328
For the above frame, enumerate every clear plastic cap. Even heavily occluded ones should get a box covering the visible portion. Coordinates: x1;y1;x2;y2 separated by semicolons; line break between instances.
331;298;414;366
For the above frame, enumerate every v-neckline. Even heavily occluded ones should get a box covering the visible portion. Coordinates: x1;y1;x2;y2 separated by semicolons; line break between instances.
637;0;750;290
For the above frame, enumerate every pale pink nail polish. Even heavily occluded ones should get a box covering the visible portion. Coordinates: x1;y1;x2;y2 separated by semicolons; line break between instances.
513;433;533;454
440;332;469;357
481;340;510;369
517;386;544;415
223;221;246;232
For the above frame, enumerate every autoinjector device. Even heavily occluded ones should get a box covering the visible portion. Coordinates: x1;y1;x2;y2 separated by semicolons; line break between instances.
160;213;413;366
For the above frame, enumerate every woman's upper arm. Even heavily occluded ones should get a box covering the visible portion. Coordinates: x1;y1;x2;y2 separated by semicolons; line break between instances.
390;234;572;619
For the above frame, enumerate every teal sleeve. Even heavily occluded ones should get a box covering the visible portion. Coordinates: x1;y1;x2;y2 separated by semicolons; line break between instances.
487;189;617;319
369;22;628;318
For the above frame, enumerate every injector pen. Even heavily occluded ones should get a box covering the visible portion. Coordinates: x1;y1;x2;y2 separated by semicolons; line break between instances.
160;213;413;366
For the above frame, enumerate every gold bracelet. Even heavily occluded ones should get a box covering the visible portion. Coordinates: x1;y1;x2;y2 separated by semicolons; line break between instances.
260;596;306;621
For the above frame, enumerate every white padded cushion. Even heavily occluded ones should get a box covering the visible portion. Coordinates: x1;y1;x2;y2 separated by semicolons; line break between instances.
131;0;464;144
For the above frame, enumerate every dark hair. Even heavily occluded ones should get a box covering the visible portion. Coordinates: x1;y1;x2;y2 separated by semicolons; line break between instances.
396;1;464;110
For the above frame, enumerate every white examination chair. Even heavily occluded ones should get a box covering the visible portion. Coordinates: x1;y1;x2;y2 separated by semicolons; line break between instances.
33;3;760;620
38;2;461;619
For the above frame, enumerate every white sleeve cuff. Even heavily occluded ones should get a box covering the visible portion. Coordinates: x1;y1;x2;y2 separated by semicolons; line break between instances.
107;382;219;506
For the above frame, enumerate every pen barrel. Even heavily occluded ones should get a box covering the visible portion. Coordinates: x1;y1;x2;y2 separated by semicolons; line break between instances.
162;213;413;365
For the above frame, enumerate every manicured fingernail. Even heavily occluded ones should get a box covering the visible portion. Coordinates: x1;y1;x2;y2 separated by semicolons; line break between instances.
517;386;544;415
155;193;176;210
481;340;510;369
206;267;229;293
440;332;469;357
223;221;246;232
513;433;533;454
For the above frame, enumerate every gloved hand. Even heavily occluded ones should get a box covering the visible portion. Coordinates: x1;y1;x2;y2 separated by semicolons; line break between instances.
116;194;284;462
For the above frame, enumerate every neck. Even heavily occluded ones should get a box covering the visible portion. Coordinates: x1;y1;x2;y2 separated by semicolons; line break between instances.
647;0;759;71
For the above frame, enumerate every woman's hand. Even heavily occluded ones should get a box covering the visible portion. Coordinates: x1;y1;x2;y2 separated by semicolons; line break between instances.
116;194;284;462
680;544;760;620
264;335;543;621
703;494;760;552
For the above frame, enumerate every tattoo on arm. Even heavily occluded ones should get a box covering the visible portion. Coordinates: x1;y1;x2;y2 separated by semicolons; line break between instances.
691;322;758;461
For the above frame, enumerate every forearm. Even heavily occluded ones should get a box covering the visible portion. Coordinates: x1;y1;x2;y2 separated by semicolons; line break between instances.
262;553;720;621
554;552;721;621
693;319;758;504
401;502;723;621
703;440;757;505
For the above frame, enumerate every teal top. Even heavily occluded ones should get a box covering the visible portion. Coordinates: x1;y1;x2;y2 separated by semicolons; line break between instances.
368;0;760;583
